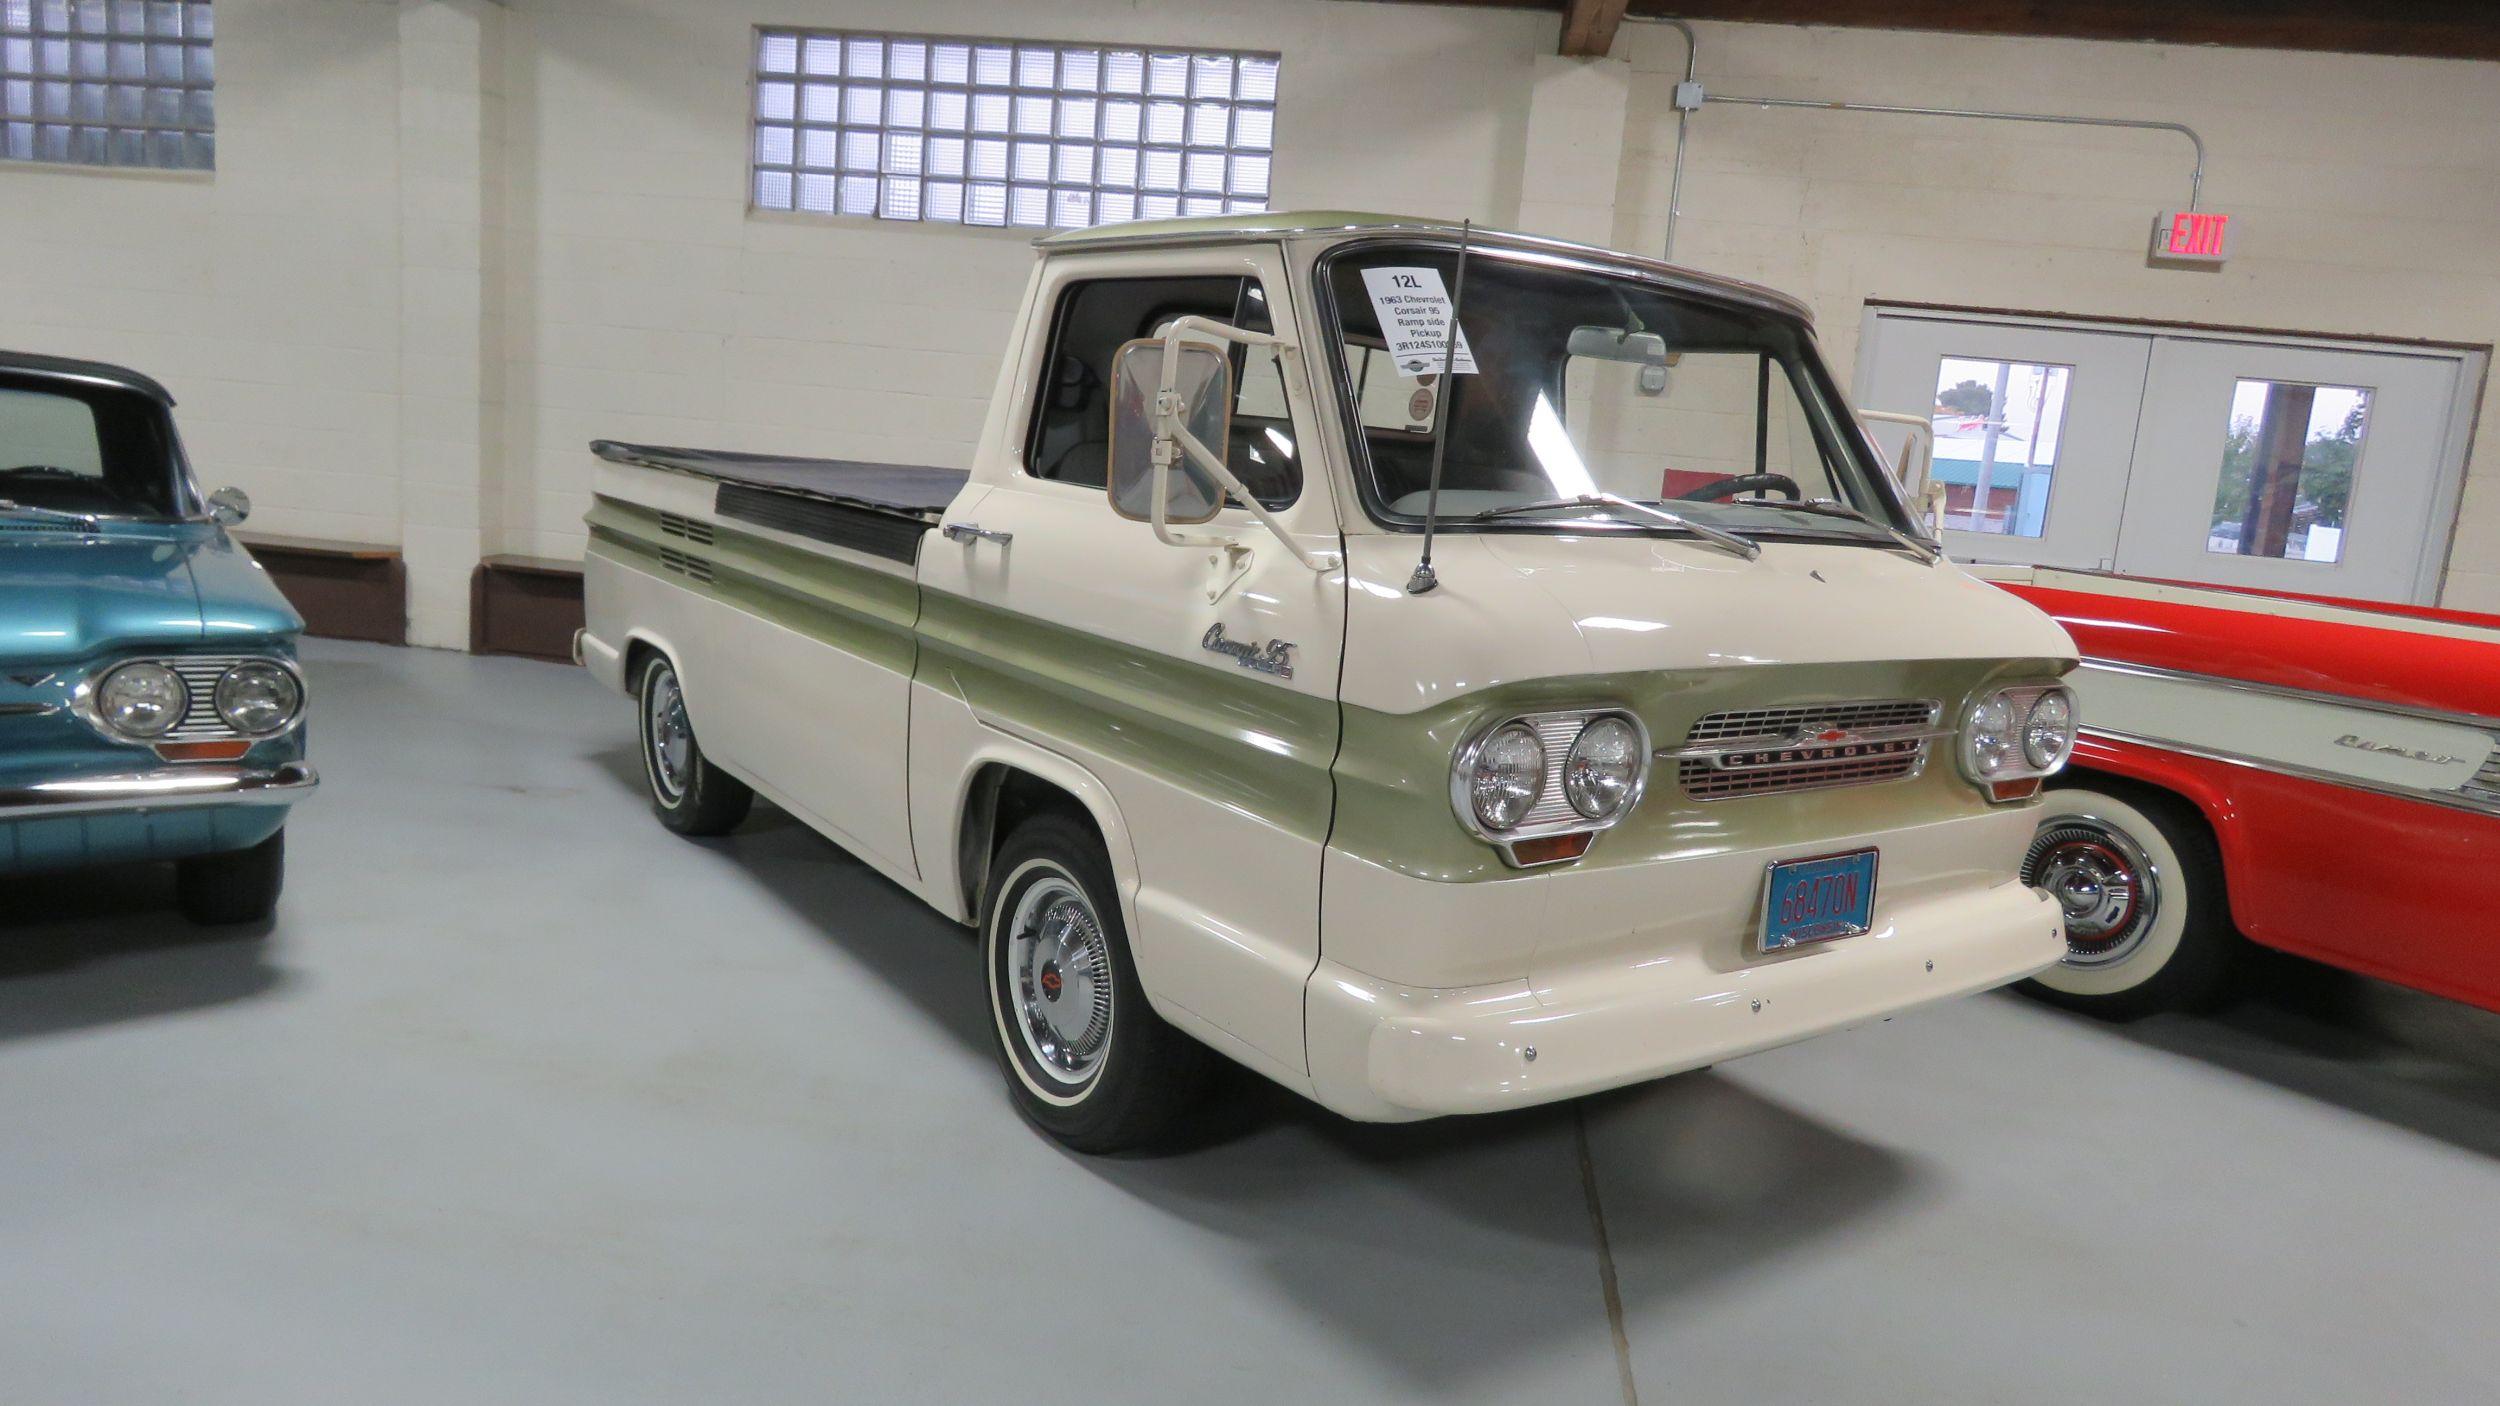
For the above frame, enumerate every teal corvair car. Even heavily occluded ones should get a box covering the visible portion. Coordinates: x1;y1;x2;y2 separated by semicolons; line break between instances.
1;351;317;923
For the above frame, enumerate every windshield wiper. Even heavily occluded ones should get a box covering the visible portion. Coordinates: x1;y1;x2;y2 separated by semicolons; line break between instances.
1468;492;1759;562
1744;498;1941;564
0;498;99;532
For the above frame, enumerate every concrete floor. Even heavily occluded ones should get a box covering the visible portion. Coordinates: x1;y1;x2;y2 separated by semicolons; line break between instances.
5;639;2499;1404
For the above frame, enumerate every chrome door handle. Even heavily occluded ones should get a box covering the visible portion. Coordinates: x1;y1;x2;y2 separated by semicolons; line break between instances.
942;521;1012;546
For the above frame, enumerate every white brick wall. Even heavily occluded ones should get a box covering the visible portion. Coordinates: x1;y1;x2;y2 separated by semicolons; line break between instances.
4;3;2495;636
0;0;403;548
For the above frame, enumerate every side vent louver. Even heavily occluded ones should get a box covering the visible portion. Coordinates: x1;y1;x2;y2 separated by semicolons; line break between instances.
658;546;714;583
654;512;715;581
658;512;715;546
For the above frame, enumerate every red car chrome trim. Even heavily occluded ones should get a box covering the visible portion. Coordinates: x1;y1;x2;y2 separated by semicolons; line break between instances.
2008;582;2500;721
2080;724;2500;820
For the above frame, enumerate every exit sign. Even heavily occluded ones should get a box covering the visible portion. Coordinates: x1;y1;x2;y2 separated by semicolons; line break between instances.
2151;209;2234;265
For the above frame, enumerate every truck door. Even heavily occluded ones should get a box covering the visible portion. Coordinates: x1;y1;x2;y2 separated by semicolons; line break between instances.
912;246;1345;1080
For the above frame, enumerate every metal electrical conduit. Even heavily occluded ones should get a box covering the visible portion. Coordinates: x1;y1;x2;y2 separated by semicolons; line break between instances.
1623;15;2208;264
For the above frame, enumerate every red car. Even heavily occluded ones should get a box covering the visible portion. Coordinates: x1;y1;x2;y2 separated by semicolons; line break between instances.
1980;566;2500;1016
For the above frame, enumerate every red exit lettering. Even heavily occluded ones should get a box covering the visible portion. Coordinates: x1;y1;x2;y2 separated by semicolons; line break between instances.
2152;209;2233;264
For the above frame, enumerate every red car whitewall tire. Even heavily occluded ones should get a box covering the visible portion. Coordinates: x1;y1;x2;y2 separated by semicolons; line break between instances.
2019;781;2240;1017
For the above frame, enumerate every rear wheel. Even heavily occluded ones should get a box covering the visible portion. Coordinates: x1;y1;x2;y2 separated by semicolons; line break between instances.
982;812;1211;1152
176;829;284;925
637;653;752;837
2018;782;2239;1018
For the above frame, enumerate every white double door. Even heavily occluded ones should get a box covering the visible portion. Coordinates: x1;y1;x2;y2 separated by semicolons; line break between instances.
1858;310;2480;603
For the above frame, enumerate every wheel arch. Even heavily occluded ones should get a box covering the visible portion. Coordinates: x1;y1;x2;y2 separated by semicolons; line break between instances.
947;744;1142;934
2057;738;2257;935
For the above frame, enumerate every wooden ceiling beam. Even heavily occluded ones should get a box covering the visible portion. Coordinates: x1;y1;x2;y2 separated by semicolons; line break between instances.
1558;0;1631;57
1327;1;2500;65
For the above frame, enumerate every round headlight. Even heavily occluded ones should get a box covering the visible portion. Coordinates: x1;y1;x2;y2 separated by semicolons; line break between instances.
96;661;188;739
1960;692;2017;777
2023;689;2076;772
1470;723;1546;831
1564;716;1643;819
215;661;301;735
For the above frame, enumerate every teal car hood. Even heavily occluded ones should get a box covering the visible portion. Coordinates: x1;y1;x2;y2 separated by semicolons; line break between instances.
0;525;301;667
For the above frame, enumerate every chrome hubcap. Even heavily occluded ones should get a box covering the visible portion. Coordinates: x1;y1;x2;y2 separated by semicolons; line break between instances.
647;669;692;800
1008;876;1113;1086
2024;817;2159;967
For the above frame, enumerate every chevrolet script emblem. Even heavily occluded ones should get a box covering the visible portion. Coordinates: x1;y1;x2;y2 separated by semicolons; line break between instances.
2333;733;2468;767
1200;623;1295;679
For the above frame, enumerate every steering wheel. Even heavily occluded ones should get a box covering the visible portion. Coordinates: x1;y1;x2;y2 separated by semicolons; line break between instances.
1678;473;1802;503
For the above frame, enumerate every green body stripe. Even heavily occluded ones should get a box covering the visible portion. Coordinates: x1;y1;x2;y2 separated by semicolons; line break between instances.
596;494;2055;885
592;495;1341;846
588;498;918;674
917;589;1341;846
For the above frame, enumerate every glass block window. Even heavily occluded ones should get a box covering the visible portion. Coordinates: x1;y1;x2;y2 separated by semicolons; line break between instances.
752;27;1278;229
2;0;214;171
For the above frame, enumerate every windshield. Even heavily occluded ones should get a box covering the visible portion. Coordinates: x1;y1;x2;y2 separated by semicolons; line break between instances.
0;376;188;520
1321;244;1912;543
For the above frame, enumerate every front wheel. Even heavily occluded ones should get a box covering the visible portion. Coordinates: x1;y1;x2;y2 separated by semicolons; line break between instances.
982;813;1211;1153
176;829;284;925
2018;782;2240;1018
637;653;752;837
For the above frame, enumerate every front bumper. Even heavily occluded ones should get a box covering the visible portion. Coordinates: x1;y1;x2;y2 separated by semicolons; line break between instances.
0;761;319;819
1304;877;2063;1121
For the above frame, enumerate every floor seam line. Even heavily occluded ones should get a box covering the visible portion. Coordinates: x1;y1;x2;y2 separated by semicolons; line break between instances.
1575;1105;1640;1406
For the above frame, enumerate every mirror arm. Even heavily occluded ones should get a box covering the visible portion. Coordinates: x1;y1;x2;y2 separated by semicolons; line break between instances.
1167;422;1327;572
1145;317;1328;574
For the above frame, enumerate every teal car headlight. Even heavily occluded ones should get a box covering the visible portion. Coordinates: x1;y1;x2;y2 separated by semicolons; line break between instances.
96;661;188;739
214;660;302;736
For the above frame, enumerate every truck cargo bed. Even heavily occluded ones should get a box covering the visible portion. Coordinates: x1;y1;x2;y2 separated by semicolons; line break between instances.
590;440;968;523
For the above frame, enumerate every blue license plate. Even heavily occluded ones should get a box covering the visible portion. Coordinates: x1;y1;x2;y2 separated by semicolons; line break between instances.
1760;848;1880;953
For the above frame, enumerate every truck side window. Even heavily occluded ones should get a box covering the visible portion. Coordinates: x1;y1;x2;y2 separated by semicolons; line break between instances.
1025;275;1301;510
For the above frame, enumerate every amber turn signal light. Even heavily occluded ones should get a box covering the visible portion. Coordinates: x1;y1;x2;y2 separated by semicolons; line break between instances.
1509;832;1594;866
155;739;253;762
1989;778;2043;803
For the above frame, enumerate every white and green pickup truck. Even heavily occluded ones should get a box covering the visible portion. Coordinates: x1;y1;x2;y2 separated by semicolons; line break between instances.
580;212;2079;1151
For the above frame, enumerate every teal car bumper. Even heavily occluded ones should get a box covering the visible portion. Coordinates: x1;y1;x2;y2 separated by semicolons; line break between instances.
0;760;318;875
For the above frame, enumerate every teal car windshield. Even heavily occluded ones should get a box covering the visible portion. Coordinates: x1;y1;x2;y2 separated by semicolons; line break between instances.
1320;244;1914;543
0;376;187;521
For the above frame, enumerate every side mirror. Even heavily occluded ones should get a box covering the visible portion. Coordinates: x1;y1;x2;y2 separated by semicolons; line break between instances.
207;485;251;526
1107;337;1231;526
1856;409;1940;534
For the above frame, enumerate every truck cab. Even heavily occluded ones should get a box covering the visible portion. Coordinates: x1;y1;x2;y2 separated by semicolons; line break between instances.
579;213;2079;1150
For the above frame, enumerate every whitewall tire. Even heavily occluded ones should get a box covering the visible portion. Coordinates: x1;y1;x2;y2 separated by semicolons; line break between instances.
2019;781;2239;1017
982;812;1210;1152
636;653;753;837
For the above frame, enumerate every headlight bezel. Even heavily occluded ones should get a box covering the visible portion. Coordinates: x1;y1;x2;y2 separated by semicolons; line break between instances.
1449;706;1652;867
1957;683;2077;798
213;659;306;737
74;654;307;747
92;660;189;740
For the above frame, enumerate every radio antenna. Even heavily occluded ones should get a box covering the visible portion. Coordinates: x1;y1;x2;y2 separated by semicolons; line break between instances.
1406;219;1472;595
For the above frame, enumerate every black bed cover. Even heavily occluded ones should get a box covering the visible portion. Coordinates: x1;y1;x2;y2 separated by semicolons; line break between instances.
591;440;969;523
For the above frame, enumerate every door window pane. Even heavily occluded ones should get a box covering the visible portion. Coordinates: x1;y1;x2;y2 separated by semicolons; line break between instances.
2207;380;2370;563
1931;357;2070;537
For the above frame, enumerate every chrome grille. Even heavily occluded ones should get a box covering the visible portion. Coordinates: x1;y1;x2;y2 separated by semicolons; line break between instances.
1513;713;1605;830
658;512;715;547
162;656;269;741
1676;698;1940;801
